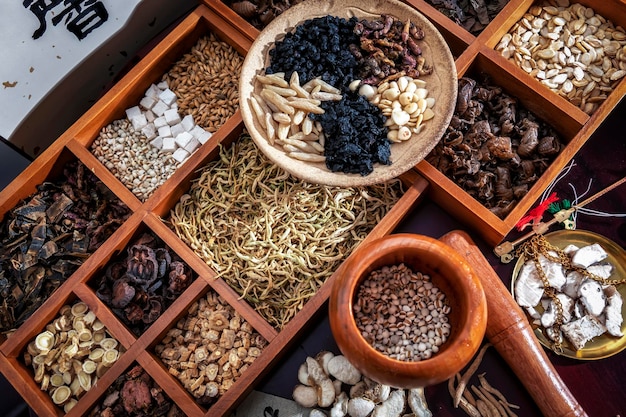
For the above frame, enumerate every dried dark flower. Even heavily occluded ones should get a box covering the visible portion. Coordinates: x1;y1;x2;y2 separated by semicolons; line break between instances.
88;364;183;416
93;232;195;335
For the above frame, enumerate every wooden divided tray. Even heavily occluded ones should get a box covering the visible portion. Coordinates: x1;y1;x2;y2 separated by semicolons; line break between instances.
205;0;626;245
1;0;625;416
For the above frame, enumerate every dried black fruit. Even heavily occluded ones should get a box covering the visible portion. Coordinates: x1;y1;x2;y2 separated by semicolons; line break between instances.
311;92;390;175
266;15;360;90
266;16;393;175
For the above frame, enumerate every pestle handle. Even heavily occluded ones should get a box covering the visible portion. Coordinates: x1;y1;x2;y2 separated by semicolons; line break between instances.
440;230;587;417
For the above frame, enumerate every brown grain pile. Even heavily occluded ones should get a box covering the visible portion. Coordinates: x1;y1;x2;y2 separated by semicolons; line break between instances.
162;33;242;132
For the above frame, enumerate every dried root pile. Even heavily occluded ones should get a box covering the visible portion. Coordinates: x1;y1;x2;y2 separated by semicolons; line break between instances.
155;292;266;406
169;135;404;329
448;344;520;417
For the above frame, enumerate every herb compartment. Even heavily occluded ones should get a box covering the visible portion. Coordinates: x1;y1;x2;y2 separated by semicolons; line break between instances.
0;0;625;416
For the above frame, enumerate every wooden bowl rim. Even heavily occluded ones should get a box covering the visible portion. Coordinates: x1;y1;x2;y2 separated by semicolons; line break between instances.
329;233;487;387
239;0;458;186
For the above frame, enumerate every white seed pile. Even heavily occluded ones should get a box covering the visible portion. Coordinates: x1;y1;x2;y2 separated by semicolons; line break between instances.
91;80;217;202
496;0;626;115
353;263;451;362
91;118;180;202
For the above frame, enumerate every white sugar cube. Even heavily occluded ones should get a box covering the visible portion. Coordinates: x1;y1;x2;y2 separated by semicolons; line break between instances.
153;116;168;129
145;84;161;98
139;96;157;110
141;124;157;140
158;125;172;138
184;137;201;154
150;136;163;150
172;148;190;163
159;88;177;107
198;130;213;145
144;110;156;123
190;125;206;140
125;106;142;120
181;114;195;132
164;108;181;125
170;123;185;138
157;81;169;90
152;100;169;117
175;131;193;149
130;114;148;131
162;137;177;153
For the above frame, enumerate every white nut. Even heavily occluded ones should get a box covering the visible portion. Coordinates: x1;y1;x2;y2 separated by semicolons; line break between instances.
391;109;410;126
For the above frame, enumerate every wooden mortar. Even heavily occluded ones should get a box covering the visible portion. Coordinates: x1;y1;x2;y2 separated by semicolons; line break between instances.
440;230;587;417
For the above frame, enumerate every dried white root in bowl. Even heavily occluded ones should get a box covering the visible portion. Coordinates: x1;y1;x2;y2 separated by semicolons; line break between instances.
292;351;432;417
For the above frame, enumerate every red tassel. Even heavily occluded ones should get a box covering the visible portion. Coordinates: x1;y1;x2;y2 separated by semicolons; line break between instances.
516;192;559;231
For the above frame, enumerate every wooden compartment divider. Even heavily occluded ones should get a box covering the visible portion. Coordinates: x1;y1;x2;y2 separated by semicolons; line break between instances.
1;0;626;415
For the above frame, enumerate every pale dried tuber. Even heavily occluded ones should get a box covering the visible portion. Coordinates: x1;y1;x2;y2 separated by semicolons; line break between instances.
293;384;318;408
408;388;432;417
371;389;405;417
347;397;376;417
328;355;362;385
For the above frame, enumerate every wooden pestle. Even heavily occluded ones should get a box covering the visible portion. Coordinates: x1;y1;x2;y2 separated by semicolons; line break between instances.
440;230;587;417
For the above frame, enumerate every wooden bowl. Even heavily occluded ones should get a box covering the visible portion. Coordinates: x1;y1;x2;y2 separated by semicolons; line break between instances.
329;233;487;388
239;0;457;187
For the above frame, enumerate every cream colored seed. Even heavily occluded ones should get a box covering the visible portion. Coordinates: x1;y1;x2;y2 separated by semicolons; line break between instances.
497;1;626;114
360;75;435;142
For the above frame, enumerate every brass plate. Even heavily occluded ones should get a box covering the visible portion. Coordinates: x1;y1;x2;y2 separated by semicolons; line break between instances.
239;0;457;187
511;229;626;360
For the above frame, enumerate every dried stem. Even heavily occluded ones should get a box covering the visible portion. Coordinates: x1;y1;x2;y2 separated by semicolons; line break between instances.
454;342;492;407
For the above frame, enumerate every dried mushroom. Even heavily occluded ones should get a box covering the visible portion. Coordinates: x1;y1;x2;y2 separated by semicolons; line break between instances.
23;300;123;412
93;232;195;335
292;351;432;416
0;161;131;333
88;364;184;417
154;291;267;407
427;76;563;218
